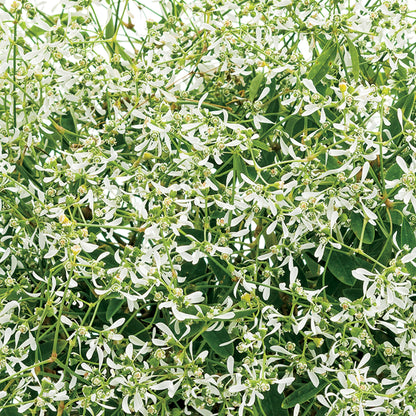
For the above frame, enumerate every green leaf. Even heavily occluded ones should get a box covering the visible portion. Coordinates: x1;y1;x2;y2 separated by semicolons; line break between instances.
385;163;403;181
265;95;282;124
304;253;321;278
233;153;248;181
202;327;234;358
378;235;393;267
179;228;205;243
249;72;264;102
61;113;76;135
176;321;204;340
105;17;115;40
106;298;125;321
318;153;340;170
395;88;416;120
27;24;47;37
38;340;67;360
233;309;257;319
385;89;416;141
390;209;403;225
308;43;337;84
343;288;364;301
123;318;151;341
169;0;183;17
350;212;375;244
326;251;358;286
360;55;378;84
282;381;328;409
181;258;206;280
315;406;329;416
208;257;231;281
400;217;416;249
252;139;270;151
383;89;416;141
345;37;360;81
258;389;288;416
0;406;19;416
114;40;132;61
15;162;42;189
285;116;302;137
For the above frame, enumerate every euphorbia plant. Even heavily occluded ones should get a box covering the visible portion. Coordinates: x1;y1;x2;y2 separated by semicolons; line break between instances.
1;0;416;415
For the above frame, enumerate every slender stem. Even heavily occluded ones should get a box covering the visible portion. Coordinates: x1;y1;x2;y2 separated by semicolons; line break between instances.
12;18;17;128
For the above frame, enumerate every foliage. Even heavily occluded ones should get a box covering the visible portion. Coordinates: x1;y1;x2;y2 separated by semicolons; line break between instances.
0;0;416;415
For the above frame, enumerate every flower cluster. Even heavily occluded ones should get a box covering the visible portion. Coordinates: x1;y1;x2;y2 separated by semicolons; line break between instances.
0;0;416;415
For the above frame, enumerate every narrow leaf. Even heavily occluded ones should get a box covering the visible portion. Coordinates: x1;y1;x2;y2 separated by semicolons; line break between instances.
345;37;360;81
308;43;337;84
249;73;265;102
105;17;115;40
106;298;125;321
282;381;328;409
400;217;416;249
233;153;248;181
378;235;392;267
385;89;416;141
252;139;271;151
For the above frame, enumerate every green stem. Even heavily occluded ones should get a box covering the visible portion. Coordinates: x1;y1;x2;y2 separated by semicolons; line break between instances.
52;267;74;356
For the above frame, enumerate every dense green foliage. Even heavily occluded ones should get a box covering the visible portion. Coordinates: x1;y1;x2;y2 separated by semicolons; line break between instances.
0;0;416;415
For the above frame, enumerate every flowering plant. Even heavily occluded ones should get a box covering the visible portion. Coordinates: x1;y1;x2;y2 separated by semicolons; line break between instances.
1;0;416;415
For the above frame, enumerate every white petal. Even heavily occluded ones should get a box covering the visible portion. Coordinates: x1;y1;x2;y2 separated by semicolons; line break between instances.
358;353;371;368
108;318;125;330
294;404;300;416
60;315;72;326
18;403;33;413
80;241;98;253
302;78;318;93
258;87;270;101
122;395;131;414
44;245;59;259
397;108;403;130
308;370;319;387
266;220;277;235
361;204;377;221
397;156;408;173
198;92;209;111
227;356;234;375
